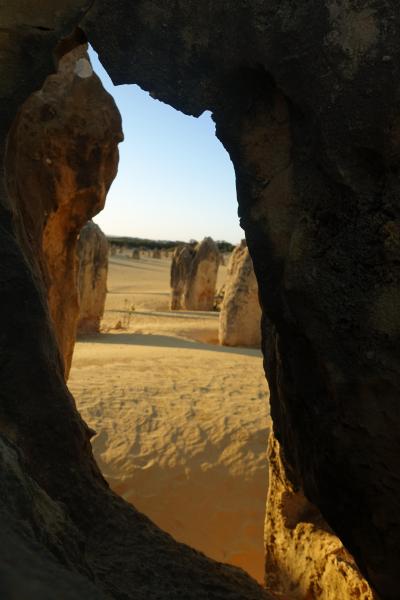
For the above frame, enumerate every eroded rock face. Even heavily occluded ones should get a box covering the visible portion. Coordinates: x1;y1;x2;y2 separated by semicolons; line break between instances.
219;240;261;347
2;2;400;598
184;237;220;311
265;433;375;599
170;244;196;310
5;43;122;376
77;221;108;335
0;432;107;600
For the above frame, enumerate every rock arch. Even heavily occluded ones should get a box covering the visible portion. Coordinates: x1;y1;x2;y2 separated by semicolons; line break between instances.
0;2;399;599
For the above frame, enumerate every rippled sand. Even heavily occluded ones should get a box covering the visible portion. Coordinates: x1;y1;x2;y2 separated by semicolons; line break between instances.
69;254;270;582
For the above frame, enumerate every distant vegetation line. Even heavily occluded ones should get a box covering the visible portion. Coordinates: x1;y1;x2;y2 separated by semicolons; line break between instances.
106;236;235;253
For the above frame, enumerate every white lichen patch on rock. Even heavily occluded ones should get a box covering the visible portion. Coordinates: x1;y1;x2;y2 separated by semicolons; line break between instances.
74;57;93;78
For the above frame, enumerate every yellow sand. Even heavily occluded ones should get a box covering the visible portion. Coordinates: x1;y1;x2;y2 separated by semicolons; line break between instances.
69;254;270;582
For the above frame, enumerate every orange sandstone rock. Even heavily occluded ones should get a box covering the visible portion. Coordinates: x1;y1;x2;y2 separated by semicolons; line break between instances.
6;44;122;376
265;433;376;600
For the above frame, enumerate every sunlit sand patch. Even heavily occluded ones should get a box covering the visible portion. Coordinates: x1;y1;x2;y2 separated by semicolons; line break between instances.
69;254;270;582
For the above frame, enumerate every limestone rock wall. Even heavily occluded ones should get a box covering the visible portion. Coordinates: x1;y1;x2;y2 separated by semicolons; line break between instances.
184;237;220;311
219;240;261;347
77;221;108;335
265;433;375;599
5;43;122;377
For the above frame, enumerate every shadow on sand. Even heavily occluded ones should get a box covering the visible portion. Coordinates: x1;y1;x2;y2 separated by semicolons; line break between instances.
78;332;262;358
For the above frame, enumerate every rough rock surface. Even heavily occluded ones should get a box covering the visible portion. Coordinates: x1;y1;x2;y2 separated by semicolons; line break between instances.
79;3;400;596
170;244;196;309
265;433;375;599
1;2;400;599
219;240;261;347
5;43;122;376
0;432;108;600
184;237;220;311
77;221;108;335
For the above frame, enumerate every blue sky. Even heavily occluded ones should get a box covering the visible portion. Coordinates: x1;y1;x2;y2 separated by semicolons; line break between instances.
89;48;243;244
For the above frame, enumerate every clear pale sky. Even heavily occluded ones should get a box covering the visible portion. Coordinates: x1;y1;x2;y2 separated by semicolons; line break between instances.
88;47;243;244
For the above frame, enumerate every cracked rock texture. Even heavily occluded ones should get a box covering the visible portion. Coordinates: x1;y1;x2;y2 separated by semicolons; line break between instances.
219;240;261;347
77;221;108;335
264;433;376;600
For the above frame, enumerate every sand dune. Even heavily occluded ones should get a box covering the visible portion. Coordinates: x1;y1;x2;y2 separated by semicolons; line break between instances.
69;254;270;582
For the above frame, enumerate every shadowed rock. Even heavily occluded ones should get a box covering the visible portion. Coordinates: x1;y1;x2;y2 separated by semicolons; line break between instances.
131;248;140;259
219;240;261;347
77;221;108;335
184;237;220;311
6;42;122;377
0;432;107;599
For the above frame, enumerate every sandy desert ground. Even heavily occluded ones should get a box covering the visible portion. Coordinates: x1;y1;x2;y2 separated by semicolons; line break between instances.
68;253;271;582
